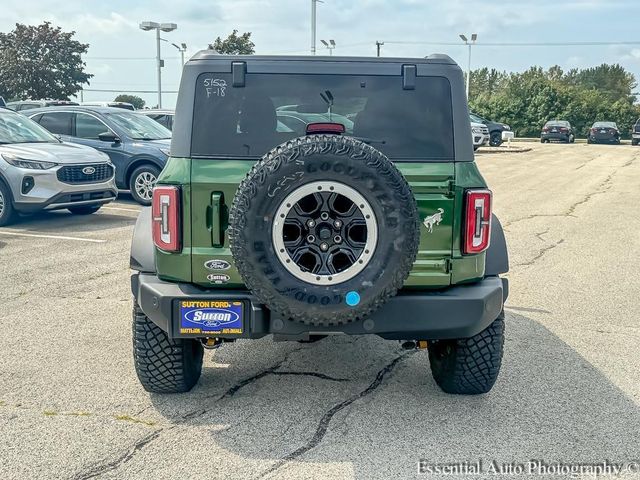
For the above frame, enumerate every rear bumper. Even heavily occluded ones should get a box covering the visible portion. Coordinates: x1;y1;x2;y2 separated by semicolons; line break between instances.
132;273;507;341
589;135;619;143
541;132;570;141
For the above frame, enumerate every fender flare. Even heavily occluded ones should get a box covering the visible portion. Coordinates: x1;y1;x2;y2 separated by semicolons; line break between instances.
130;207;156;273
485;214;509;276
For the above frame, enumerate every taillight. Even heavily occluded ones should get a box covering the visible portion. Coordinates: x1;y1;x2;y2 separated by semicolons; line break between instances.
463;189;492;254
542;127;549;133
152;186;181;252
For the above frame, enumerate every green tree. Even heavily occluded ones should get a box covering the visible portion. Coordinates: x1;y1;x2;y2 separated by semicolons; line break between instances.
208;30;255;55
469;67;508;99
0;22;92;100
566;64;636;101
469;63;640;139
114;94;146;109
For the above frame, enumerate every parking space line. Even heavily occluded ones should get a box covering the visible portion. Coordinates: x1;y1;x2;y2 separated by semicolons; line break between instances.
0;230;106;243
102;206;142;213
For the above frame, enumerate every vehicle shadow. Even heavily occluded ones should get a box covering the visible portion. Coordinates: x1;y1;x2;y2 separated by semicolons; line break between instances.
148;312;640;479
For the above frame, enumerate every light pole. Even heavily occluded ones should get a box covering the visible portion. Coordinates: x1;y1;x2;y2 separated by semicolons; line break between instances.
320;39;335;55
140;21;177;108
177;43;187;67
161;39;187;67
459;33;477;99
311;0;323;55
376;41;384;57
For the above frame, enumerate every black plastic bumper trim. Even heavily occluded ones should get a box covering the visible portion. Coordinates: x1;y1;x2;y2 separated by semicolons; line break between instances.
133;274;507;341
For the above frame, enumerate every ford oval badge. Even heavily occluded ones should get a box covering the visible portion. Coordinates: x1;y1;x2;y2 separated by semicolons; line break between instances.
204;259;231;271
82;166;96;175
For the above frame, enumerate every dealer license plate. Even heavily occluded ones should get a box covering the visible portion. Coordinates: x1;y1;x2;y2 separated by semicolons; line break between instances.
179;300;243;335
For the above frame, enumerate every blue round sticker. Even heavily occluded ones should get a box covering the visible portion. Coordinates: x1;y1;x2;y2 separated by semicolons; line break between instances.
345;291;361;307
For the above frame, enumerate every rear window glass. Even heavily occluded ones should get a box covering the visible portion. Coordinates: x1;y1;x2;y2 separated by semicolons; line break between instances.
593;122;616;128
545;121;569;127
191;73;454;161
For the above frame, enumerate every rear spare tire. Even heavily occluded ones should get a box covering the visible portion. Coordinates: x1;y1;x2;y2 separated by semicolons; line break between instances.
229;135;420;327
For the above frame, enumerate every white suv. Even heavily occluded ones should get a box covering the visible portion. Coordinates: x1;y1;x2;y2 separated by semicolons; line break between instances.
471;121;489;151
0;108;117;226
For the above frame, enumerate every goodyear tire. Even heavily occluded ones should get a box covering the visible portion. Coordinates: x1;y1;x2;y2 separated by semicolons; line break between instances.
132;302;203;393
229;135;420;327
428;311;505;395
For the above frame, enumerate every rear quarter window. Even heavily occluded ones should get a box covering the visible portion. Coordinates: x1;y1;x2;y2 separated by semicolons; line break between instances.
38;112;73;135
191;73;454;161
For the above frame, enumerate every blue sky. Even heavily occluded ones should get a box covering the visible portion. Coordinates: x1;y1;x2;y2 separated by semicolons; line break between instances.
2;0;640;107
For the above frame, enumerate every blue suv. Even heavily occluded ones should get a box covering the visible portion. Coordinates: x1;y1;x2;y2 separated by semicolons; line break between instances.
27;106;171;205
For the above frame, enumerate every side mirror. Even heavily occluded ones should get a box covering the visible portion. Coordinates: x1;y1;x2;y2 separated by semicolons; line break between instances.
98;132;120;143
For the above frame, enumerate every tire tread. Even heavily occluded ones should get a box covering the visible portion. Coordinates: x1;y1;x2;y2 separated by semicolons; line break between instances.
132;302;203;393
428;313;505;395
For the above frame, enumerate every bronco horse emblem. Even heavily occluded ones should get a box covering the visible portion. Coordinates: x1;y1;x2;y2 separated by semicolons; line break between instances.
423;208;444;233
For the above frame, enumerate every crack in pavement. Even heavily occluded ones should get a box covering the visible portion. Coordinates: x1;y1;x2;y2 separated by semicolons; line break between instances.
73;429;166;480
503;164;623;230
178;346;310;422
534;229;550;242
270;371;350;382
566;174;613;216
503;213;574;229
71;347;311;477
514;239;565;267
257;352;413;479
217;346;308;400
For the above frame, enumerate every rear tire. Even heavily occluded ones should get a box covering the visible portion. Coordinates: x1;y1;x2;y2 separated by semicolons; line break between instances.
68;205;102;215
0;181;18;227
632;139;639;146
129;165;160;206
428;311;505;395
132;301;203;393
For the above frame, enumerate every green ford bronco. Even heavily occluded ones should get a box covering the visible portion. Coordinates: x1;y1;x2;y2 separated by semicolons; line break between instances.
130;53;509;395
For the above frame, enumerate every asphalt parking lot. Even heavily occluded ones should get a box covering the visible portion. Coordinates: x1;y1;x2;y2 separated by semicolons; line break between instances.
1;142;639;480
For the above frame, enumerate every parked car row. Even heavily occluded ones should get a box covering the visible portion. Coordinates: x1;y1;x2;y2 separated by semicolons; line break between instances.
0;108;117;226
5;99;136;112
540;120;624;145
0;105;173;225
26;107;171;204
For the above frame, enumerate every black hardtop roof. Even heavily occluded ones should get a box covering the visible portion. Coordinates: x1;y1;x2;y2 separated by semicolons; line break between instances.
188;51;457;66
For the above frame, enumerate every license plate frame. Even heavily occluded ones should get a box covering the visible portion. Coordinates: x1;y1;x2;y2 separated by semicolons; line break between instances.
178;299;244;336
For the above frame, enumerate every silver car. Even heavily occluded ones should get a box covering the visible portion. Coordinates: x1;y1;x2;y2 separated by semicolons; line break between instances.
0;108;117;226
